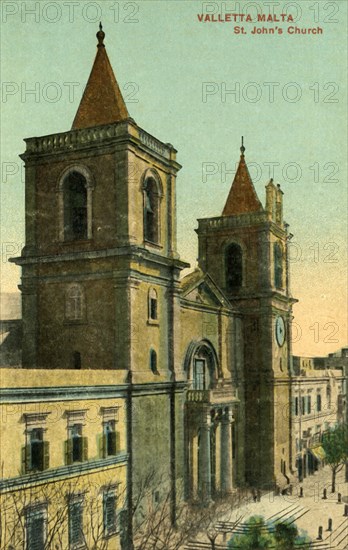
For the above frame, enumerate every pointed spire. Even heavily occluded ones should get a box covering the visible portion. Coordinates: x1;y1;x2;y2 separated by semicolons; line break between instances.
72;24;129;130
222;140;263;216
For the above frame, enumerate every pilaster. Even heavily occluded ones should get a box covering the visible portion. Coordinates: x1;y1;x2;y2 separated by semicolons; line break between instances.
220;408;233;494
198;412;212;502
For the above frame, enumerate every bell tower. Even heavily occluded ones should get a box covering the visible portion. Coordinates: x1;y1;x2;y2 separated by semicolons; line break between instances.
12;26;191;542
14;25;187;374
196;140;297;489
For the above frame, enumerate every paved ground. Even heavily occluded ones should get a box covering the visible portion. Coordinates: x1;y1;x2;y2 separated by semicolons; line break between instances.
186;465;348;549
229;466;348;548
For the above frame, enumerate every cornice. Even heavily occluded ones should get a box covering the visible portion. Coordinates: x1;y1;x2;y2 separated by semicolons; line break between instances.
0;380;188;403
0;453;128;492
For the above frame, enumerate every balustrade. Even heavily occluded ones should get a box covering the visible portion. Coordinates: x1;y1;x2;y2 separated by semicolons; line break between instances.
24;122;171;160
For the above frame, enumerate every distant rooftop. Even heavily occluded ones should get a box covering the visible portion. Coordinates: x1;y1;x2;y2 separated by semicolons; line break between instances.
0;293;21;321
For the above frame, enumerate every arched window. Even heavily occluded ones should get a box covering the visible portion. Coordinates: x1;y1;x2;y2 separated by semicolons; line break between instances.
185;341;218;391
148;288;158;321
144;178;160;244
65;284;85;321
225;243;243;292
150;349;159;375
274;242;283;289
63;171;88;240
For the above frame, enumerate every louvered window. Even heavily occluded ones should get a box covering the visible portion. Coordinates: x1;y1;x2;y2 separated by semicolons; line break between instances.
103;490;117;536
69;500;84;546
26;507;46;550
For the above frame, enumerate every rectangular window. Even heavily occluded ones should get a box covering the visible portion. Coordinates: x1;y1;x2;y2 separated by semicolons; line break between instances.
66;424;88;465
101;407;120;459
316;394;322;412
69;499;84;547
26;507;46;550
72;424;83;462
307;396;311;414
30;428;44;471
23;414;50;474
301;397;306;415
103;420;117;457
294;397;299;416
103;490;117;536
194;359;206;390
23;429;49;474
150;298;157;320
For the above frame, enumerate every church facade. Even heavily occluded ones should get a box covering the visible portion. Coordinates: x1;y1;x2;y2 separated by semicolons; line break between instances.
3;25;299;549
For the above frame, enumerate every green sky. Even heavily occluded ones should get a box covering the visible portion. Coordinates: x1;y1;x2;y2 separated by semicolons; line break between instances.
1;0;347;356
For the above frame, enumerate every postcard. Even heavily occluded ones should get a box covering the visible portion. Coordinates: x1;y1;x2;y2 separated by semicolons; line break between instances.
1;1;347;549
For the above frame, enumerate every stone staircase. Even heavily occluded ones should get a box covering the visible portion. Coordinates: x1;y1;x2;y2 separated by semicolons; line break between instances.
328;517;348;549
184;502;341;549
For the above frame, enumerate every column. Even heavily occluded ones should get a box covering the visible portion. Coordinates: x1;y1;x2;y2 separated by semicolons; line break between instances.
221;408;233;494
198;412;212;502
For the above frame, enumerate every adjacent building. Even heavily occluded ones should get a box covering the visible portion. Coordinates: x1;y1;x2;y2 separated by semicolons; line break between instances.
0;369;127;549
291;350;347;480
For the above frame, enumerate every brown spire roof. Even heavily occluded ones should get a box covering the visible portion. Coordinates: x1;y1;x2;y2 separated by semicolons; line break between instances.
72;24;129;130
222;139;263;216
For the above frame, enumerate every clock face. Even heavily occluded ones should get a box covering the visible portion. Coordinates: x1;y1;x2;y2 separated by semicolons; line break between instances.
275;316;286;347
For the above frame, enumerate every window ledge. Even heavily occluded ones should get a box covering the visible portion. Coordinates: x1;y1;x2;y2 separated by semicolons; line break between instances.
147;319;159;326
144;239;163;250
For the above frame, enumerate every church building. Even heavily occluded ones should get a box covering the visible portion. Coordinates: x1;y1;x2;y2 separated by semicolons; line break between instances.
3;24;299;549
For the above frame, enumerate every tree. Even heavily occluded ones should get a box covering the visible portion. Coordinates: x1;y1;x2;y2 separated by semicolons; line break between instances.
194;498;242;550
0;473;125;550
1;466;242;550
273;520;311;549
274;521;298;550
0;478;70;550
131;469;242;550
228;516;311;550
133;485;202;550
228;516;274;549
321;423;348;493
